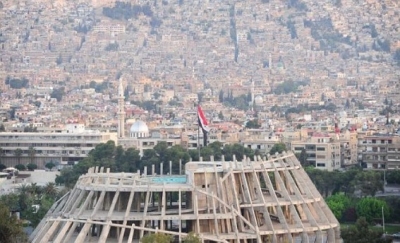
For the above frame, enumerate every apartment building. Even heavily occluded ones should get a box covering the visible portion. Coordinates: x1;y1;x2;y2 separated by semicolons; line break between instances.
339;130;358;167
291;134;341;171
241;130;282;154
358;133;400;169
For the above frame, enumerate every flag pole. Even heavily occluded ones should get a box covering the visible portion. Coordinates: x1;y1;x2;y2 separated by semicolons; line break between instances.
197;103;201;161
198;119;200;160
203;128;207;147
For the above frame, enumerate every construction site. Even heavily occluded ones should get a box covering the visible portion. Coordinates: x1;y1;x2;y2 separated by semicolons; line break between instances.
30;151;341;243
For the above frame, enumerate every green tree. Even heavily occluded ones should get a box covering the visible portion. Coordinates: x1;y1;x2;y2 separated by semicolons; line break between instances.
218;90;224;103
55;167;79;188
386;170;400;184
28;146;36;164
24;125;38;132
245;119;261;129
326;193;351;221
24;195;54;228
89;140;116;162
353;170;383;197
50;87;65;102
26;163;37;171
45;161;56;171
14;163;26;171
116;147;141;172
200;146;213;161
43;182;58;198
139;149;160;174
341;217;390;243
394;48;400;66
208;141;224;160
295;148;309;166
6;77;29;89
0;202;27;243
0;123;5;131
0;147;4;165
269;143;287;155
14;148;23;164
183;232;201;243
164;145;190;174
56;53;62;65
356;197;389;223
141;233;172;243
218;111;224;120
153;141;169;162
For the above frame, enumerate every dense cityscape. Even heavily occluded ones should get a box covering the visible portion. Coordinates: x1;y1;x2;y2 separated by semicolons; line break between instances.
1;0;400;242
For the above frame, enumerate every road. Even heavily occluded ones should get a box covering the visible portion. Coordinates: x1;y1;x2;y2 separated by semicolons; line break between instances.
375;185;400;197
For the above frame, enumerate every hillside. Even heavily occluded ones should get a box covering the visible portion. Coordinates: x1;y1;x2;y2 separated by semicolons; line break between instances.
0;0;399;91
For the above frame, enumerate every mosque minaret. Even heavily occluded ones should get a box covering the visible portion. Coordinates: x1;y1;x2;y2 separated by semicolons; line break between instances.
117;78;126;138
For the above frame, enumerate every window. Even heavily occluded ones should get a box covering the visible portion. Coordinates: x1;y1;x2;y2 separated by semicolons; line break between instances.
316;155;326;159
316;163;325;167
317;147;325;151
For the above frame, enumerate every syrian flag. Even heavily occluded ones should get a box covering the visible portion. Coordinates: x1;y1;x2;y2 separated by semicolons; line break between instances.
197;105;210;133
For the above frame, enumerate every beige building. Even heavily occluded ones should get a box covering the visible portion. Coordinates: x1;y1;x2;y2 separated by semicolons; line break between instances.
0;124;117;168
291;134;341;171
339;130;358;167
358;133;400;170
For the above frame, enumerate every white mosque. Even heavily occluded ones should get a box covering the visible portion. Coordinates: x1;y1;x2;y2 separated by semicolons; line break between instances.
116;79;188;155
129;120;150;138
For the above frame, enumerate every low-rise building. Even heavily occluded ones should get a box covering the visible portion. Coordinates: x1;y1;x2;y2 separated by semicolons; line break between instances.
0;124;117;168
358;133;400;170
291;133;341;171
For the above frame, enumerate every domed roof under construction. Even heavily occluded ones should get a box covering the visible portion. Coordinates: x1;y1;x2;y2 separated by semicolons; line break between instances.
30;152;341;243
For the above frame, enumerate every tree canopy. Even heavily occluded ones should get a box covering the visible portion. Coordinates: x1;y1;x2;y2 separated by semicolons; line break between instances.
50;87;65;102
55;141;259;188
269;143;287;155
245;119;261;129
103;1;153;20
183;232;201;243
26;163;37;171
273;80;308;94
141;233;172;243
5;76;29;89
326;193;352;220
353;170;383;197
356;197;389;223
341;217;390;243
0;202;27;243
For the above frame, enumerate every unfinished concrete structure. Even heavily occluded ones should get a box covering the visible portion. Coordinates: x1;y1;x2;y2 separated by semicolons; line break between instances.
30;151;341;243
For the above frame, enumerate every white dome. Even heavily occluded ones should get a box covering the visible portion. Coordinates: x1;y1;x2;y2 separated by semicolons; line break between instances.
130;120;149;133
255;95;263;105
130;120;149;138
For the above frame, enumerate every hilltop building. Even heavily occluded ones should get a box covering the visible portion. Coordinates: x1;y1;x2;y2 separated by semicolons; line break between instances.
30;152;341;243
